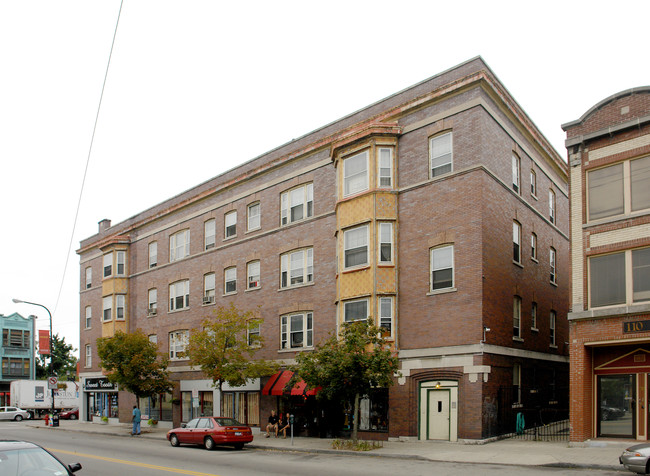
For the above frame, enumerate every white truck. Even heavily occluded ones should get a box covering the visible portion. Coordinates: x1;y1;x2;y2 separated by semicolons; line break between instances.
10;380;80;418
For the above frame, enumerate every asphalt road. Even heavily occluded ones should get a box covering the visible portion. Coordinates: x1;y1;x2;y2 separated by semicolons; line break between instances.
0;422;624;475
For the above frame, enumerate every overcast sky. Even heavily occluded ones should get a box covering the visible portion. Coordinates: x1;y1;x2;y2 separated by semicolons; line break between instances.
1;0;648;357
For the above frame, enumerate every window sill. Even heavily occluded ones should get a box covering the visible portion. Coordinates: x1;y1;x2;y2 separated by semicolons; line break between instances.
245;227;261;234
531;327;539;333
512;336;524;342
170;358;190;362
202;301;215;307
512;260;524;269
223;235;237;242
168;308;189;314
342;265;371;274
550;281;558;287
549;344;558;349
531;257;538;264
245;286;261;292
223;291;237;297
278;347;313;353
278;281;315;292
427;287;457;296
377;263;395;268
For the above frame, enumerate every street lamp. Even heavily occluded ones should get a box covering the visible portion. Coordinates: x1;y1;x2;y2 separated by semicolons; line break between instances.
12;298;55;415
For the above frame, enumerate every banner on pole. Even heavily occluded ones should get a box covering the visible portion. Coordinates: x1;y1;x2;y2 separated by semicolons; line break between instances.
38;330;50;355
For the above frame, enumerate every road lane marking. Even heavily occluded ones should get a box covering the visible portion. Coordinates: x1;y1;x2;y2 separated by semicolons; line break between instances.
48;448;222;476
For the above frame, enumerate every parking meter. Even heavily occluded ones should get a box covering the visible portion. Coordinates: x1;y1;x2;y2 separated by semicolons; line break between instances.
290;414;294;445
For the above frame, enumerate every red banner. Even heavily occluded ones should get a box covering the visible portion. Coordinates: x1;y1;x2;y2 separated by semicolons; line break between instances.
38;330;50;355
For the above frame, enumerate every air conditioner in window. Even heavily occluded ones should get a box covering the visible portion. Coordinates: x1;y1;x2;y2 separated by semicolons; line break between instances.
148;307;157;316
203;295;215;305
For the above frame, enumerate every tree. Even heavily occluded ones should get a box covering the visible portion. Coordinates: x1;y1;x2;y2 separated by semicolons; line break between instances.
96;330;174;407
187;303;278;415
290;319;400;441
35;333;78;379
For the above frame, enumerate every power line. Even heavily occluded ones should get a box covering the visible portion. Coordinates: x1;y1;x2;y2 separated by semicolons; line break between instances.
53;0;125;318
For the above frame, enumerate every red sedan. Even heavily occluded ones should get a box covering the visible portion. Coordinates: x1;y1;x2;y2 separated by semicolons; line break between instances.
167;417;253;450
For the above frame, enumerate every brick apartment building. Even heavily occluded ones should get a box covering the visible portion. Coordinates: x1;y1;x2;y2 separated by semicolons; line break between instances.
78;57;569;441
564;87;650;442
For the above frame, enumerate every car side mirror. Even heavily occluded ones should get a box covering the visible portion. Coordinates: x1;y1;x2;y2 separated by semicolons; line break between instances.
181;423;187;428
68;463;82;473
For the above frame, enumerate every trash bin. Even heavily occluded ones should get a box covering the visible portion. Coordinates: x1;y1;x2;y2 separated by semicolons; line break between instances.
51;414;59;427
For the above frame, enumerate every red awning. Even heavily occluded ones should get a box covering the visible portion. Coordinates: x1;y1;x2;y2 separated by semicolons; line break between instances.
262;371;319;397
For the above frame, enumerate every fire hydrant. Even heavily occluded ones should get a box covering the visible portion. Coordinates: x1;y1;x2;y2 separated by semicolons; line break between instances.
44;414;49;426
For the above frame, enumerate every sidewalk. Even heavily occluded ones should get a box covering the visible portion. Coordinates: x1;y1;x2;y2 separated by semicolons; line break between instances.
28;420;628;471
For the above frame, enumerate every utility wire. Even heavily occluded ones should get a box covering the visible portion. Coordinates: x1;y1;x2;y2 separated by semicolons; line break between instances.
53;0;125;318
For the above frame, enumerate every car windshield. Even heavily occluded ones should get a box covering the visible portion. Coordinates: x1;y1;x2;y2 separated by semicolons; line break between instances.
0;447;68;476
214;418;243;426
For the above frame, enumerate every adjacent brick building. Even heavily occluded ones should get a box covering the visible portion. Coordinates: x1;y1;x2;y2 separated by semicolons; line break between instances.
564;87;650;442
78;57;569;441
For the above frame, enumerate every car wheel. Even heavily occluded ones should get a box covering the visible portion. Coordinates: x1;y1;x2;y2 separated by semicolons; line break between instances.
234;443;244;451
69;414;77;420
14;415;23;421
204;436;215;451
169;434;180;447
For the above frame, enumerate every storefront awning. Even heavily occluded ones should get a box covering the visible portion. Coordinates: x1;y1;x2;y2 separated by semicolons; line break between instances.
262;371;319;397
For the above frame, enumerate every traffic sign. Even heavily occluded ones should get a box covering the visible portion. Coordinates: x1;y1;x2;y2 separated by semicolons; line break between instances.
48;376;58;390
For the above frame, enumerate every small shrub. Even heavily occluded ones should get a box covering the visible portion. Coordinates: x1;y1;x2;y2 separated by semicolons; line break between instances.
148;418;158;426
101;416;108;422
331;439;383;451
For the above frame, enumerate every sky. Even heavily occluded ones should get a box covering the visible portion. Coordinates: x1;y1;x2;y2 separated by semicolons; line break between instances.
1;0;648;357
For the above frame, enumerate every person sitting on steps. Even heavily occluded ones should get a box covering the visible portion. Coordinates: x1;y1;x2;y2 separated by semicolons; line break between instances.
265;410;279;437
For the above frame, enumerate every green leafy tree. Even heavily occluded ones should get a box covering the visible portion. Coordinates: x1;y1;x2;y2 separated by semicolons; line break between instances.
187;303;278;415
35;333;78;379
97;330;174;407
291;319;400;441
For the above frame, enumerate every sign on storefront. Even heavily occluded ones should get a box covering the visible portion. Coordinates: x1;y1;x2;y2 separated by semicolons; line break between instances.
623;320;650;333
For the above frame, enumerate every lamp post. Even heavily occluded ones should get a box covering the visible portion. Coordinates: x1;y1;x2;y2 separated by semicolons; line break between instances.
12;298;55;415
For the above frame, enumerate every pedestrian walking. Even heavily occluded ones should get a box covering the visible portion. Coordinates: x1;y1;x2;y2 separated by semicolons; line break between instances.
132;405;141;436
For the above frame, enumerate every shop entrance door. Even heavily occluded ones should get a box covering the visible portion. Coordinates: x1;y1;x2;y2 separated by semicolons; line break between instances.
597;374;635;438
427;389;450;440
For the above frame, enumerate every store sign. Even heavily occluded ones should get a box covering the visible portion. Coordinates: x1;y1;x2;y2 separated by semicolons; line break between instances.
84;378;118;391
623;320;650;333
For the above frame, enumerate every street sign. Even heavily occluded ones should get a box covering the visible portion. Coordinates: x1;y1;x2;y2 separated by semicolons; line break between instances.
47;376;58;390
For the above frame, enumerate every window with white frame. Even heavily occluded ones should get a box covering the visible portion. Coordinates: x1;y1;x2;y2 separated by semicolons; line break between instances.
247;260;260;289
170;230;190;262
549;189;556;224
379;296;393;337
588;156;650;221
224;267;237;294
550;247;557;284
513;296;522;338
590;248;650;307
204;219;216;250
378;222;393;264
550;310;556;347
281;248;313;288
116;251;126;276
531;233;537;261
85;306;91;329
116;294;125;320
204;273;215;304
247;321;260;347
225;211;237;238
169;330;189;360
247;202;260;231
148;288;157;315
281;183;313;225
103;252;113;278
281;312;313;349
530;169;537;196
149;241;157;268
513;221;522;263
148;334;157;344
378;147;393;188
102;296;112;321
429;132;452;177
513;363;522;404
512;155;520;194
169;280;189;311
344;225;368;269
343;150;369;197
531;302;538;330
344;298;368;322
85;344;91;368
85;267;92;289
430;245;454;291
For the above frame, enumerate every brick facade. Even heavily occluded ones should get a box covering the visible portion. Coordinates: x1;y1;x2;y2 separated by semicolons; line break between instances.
78;57;569;441
564;87;650;442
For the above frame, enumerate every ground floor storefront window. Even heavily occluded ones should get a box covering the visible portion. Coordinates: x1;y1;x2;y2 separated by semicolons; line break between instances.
139;393;173;422
598;374;635;438
181;391;214;421
222;391;259;426
86;392;118;419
